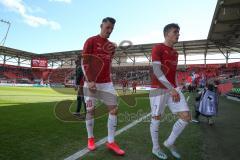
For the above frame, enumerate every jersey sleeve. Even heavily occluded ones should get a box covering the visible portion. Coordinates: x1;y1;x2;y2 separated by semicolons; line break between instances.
81;38;95;82
151;45;162;62
81;37;104;82
82;38;93;55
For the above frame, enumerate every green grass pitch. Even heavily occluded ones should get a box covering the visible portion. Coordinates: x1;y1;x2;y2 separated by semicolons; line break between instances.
0;86;203;160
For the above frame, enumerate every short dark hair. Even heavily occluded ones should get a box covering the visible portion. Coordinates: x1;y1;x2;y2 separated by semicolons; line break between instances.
163;23;180;36
75;59;80;65
75;55;81;65
102;17;116;25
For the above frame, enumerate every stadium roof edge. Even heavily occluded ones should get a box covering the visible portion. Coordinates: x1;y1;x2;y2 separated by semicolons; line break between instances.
1;38;240;61
0;45;35;58
208;0;240;44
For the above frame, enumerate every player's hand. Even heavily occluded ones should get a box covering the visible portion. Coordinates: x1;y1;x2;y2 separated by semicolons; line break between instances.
170;88;180;102
88;82;96;92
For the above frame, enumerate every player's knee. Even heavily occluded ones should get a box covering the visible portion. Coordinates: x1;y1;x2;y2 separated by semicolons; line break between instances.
152;115;161;120
86;108;95;115
178;111;191;122
109;107;118;115
85;109;95;119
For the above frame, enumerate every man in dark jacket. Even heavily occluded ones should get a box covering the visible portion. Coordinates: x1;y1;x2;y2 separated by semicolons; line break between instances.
74;57;86;116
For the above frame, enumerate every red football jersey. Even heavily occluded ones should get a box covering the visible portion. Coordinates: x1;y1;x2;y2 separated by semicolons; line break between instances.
122;80;128;87
82;35;116;83
151;43;178;89
132;81;137;88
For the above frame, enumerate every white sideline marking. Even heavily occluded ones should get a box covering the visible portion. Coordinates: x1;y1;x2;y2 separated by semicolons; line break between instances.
226;96;240;102
64;113;151;160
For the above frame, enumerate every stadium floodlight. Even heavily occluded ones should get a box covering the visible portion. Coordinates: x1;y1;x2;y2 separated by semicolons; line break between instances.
0;19;11;46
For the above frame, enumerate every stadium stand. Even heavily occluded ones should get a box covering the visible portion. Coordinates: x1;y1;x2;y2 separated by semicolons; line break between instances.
1;62;240;84
48;68;74;85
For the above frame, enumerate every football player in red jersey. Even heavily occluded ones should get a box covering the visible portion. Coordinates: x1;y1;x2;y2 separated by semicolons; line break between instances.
122;78;128;94
132;80;137;94
81;17;125;156
149;23;191;159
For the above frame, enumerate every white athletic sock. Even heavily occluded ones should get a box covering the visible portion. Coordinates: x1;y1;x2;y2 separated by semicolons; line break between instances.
107;114;117;143
86;118;94;138
166;119;188;146
150;118;160;151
